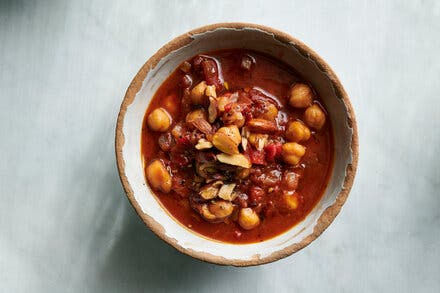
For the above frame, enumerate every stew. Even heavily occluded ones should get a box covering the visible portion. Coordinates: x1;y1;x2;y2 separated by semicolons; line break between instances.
141;49;333;243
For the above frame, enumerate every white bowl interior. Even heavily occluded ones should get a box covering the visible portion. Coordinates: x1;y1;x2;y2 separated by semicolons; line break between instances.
121;27;353;261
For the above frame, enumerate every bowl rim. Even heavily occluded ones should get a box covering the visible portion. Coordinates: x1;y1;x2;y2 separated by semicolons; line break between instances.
115;22;359;266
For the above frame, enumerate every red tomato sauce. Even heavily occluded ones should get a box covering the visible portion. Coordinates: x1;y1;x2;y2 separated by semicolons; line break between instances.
141;49;333;243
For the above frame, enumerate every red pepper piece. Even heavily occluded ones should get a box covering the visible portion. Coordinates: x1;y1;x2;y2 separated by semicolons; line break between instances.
265;142;283;162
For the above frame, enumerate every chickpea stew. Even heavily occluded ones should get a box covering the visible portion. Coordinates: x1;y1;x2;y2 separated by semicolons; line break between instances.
141;49;333;243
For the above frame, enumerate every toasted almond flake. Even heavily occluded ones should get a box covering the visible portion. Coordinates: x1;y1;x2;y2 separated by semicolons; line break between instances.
241;137;248;151
208;97;218;123
257;135;268;151
218;183;237;201
224;81;229;90
205;85;217;98
216;153;252;168
199;181;223;200
195;138;213;150
241;126;250;138
199;187;218;200
248;133;268;150
257;139;264;151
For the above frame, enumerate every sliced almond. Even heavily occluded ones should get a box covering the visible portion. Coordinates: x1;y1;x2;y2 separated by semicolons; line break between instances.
258;134;269;151
241;137;248;151
199;180;223;200
195;138;213;150
216;153;252;168
248;133;268;151
208;97;218;123
241;126;250;138
205;85;217;98
257;137;266;151
218;183;237;201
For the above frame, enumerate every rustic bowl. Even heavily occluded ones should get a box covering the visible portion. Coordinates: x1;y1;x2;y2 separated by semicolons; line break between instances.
115;23;358;266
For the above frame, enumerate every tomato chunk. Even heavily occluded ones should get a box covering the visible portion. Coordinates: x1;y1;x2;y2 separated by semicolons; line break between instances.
246;146;266;165
249;186;265;206
265;142;283;162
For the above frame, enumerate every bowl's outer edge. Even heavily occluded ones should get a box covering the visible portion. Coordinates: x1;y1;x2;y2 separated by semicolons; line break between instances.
115;22;359;267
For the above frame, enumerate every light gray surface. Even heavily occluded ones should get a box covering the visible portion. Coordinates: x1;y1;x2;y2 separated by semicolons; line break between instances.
0;0;439;292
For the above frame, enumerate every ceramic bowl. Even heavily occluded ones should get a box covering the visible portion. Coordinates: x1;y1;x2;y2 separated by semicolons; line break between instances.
115;23;358;266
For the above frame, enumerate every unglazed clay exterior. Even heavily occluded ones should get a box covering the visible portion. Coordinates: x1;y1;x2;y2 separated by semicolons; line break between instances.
115;23;358;266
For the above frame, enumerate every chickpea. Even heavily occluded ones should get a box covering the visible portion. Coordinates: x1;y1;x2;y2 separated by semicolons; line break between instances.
147;108;172;132
190;81;207;105
284;192;299;210
286;121;311;142
146;159;172;193
238;208;260;230
282;142;306;165
222;108;245;128
261;103;279;121
217;95;231;112
304;104;326;130
289;83;313;108
212;125;241;155
185;108;207;123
